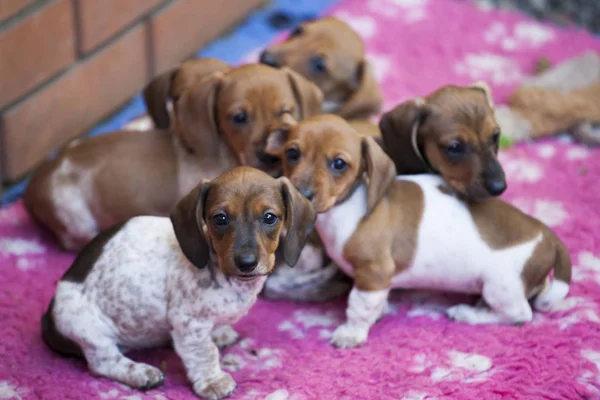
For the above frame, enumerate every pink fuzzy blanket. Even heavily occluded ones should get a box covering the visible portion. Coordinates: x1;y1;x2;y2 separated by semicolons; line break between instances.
2;0;600;399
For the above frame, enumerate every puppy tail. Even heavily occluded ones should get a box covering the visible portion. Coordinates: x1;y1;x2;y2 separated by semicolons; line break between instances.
533;239;571;312
41;298;83;358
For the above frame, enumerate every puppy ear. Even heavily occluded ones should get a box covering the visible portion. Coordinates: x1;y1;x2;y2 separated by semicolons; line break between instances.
176;72;224;153
469;81;494;108
361;136;396;215
143;68;176;130
285;67;323;118
170;181;211;268
338;61;383;119
378;98;431;175
280;177;317;267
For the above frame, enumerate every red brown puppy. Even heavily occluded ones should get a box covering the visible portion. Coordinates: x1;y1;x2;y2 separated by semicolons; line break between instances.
24;62;322;251
270;115;571;348
379;82;507;200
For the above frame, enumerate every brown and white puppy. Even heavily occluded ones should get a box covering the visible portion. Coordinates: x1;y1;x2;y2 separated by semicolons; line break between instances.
271;115;571;348
379;82;507;200
42;167;316;399
260;17;383;122
23;62;322;251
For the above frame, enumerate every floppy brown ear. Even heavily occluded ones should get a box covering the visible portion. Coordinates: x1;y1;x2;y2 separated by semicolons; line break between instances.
143;69;176;130
170;181;211;268
175;72;224;153
469;81;494;108
280;177;317;267
285;67;323;119
361;136;396;215
338;61;383;119
378;98;431;175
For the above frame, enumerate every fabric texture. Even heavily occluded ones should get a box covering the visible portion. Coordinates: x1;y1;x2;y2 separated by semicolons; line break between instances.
2;0;600;399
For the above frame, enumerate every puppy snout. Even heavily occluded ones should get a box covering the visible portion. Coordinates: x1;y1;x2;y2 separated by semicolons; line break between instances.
234;250;258;273
299;187;315;201
259;50;280;68
484;179;507;196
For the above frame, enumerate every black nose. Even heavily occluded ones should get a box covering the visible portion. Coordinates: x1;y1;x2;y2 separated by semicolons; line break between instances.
235;251;258;273
300;187;315;201
259;50;280;68
484;179;507;196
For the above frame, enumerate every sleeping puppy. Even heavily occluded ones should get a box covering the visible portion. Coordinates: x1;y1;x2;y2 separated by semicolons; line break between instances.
41;167;316;399
379;82;507;200
23;62;322;251
270;115;571;348
260;17;383;136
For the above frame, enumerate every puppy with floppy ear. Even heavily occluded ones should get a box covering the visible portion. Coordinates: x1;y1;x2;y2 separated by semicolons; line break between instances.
143;58;231;129
260;17;383;120
278;115;571;348
379;82;507;201
41;166;316;399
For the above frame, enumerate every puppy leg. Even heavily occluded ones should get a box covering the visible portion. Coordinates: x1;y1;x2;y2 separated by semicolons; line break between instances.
171;319;235;400
211;325;239;348
331;286;390;348
53;289;164;388
447;278;533;325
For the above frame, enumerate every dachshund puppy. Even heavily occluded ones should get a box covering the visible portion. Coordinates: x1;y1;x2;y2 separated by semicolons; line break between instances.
270;115;571;348
260;17;383;122
42;167;316;399
379;82;507;200
23;63;322;251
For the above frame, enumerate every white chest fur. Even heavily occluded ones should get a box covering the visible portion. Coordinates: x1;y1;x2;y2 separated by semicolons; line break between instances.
315;175;542;294
315;185;368;277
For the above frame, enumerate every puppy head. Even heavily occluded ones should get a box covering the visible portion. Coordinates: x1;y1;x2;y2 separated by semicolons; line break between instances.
170;166;316;279
267;115;395;214
379;82;506;200
260;17;382;119
175;64;323;173
143;58;231;129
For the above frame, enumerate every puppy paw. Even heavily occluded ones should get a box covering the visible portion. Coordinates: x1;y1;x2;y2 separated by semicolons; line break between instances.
194;373;236;400
330;324;367;348
127;363;165;390
446;304;478;324
211;325;239;348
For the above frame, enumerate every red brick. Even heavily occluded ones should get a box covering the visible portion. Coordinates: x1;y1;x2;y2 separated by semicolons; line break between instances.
0;0;75;109
150;0;266;73
76;0;163;53
0;0;36;22
0;25;150;181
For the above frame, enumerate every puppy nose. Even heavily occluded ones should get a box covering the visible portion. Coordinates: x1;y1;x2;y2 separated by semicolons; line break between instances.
260;50;280;68
235;251;258;273
300;187;315;201
484;179;507;196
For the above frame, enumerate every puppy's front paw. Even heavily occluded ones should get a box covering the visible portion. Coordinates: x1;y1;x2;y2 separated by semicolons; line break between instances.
211;325;239;348
446;304;478;324
194;373;236;400
330;324;368;348
128;363;165;390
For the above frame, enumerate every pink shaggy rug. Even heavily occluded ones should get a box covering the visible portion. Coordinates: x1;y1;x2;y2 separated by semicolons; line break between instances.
2;0;600;399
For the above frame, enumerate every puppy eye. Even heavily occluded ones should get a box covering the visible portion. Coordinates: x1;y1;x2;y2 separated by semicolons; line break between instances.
492;130;501;146
231;112;248;125
290;26;303;37
285;147;300;162
445;141;466;157
309;56;327;74
212;213;229;226
330;158;348;172
263;212;279;225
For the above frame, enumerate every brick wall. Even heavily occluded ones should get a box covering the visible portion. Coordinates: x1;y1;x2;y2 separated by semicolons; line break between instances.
0;0;266;183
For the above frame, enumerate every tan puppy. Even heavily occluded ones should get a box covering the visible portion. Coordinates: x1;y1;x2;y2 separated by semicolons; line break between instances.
379;82;507;200
43;167;315;399
24;62;322;251
260;17;383;122
270;115;571;348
